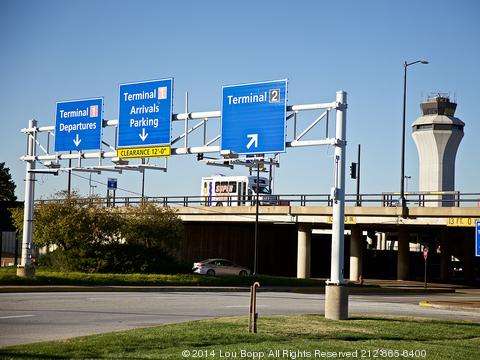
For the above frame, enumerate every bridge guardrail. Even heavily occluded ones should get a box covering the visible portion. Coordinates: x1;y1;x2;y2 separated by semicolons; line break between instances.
35;192;480;208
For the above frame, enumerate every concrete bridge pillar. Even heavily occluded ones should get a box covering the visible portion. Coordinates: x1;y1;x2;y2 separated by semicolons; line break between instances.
297;224;311;279
439;232;451;282
376;232;383;250
463;233;475;282
397;227;410;280
349;226;363;282
380;232;387;250
367;230;377;250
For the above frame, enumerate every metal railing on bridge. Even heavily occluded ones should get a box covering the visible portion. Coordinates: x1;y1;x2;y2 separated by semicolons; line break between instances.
35;192;480;208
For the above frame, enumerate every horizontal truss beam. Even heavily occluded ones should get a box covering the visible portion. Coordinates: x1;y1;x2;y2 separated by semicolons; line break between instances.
20;101;340;134
20;100;343;163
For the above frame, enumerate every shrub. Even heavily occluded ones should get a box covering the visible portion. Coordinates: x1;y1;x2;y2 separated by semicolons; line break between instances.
11;193;186;274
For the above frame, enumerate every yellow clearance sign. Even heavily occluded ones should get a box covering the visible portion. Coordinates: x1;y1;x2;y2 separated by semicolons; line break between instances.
328;216;357;225
446;217;480;227
117;146;171;159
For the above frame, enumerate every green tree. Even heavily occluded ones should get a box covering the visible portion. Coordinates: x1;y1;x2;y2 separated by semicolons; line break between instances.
10;194;186;273
0;162;17;201
31;191;121;251
9;206;23;235
11;191;123;272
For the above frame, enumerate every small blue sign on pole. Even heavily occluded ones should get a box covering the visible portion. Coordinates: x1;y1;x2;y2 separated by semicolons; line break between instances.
107;178;117;190
221;79;287;155
55;98;103;152
117;78;173;148
476;220;480;257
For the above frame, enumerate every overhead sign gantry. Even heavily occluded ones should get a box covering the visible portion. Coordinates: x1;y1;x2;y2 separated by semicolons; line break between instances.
19;79;348;321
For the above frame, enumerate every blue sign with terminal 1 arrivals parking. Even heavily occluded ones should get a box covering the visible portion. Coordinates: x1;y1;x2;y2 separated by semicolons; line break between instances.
54;98;103;152
117;78;173;148
221;79;287;155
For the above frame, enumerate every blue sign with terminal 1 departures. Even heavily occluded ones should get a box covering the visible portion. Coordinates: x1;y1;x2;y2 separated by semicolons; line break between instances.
117;78;173;148
221;79;287;155
55;98;103;152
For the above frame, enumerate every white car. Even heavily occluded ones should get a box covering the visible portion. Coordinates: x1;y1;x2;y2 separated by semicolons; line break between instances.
192;259;251;276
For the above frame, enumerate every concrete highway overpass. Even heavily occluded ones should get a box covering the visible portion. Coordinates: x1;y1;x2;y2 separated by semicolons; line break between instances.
174;205;480;283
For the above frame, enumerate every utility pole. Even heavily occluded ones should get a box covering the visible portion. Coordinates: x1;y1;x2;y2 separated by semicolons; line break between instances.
88;173;97;196
356;144;361;206
67;150;72;195
17;119;36;277
253;162;260;275
141;158;146;201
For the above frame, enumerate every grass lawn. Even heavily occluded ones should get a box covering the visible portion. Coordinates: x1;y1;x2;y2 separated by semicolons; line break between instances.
0;267;327;287
0;315;478;359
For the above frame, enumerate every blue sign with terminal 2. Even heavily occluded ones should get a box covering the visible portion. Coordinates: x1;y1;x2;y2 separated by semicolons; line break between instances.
54;98;103;152
221;79;287;155
117;78;173;148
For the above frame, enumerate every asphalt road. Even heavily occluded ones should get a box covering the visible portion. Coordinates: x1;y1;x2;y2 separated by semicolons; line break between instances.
0;290;479;347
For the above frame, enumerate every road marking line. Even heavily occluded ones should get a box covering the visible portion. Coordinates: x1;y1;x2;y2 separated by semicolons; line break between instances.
0;315;36;320
224;305;268;308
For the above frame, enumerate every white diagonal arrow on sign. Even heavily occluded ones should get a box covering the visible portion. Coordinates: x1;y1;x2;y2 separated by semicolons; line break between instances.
246;133;258;149
139;128;149;141
73;134;82;147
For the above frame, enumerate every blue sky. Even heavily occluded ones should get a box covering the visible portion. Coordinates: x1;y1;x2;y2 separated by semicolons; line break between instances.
1;0;479;201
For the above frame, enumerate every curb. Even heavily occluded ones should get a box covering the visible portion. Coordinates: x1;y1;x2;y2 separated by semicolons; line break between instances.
0;285;252;293
0;285;456;295
418;300;479;312
419;301;433;308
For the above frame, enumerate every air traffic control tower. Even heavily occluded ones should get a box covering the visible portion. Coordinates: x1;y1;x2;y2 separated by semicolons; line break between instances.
412;95;464;206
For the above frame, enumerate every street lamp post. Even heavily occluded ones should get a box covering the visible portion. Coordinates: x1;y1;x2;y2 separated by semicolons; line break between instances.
400;60;428;216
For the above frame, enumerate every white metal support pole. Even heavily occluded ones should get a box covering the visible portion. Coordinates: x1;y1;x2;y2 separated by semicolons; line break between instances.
17;119;37;277
325;91;348;320
330;91;347;284
184;92;189;149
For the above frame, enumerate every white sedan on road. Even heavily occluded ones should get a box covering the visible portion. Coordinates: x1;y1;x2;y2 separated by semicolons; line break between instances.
192;259;251;276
